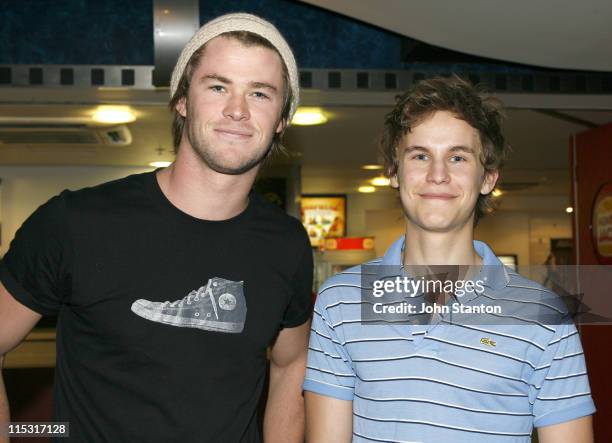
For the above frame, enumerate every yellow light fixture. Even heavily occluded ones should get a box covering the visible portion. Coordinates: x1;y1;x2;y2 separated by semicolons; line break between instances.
362;164;384;170
566;206;574;213
291;107;328;126
149;161;172;168
370;176;390;187
358;185;376;193
491;188;503;198
92;106;136;124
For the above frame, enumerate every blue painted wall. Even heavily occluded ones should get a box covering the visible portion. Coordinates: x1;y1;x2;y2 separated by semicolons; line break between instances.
201;0;402;69
0;0;402;68
0;0;153;64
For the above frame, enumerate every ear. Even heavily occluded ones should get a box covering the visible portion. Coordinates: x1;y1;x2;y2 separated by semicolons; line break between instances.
480;169;499;195
176;97;187;118
390;173;399;189
275;117;287;134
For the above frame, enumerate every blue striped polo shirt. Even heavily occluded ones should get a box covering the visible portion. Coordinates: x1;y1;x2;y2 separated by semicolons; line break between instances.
303;237;595;442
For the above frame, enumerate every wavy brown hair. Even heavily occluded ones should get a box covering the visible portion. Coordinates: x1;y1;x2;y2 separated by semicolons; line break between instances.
169;31;292;154
380;75;510;223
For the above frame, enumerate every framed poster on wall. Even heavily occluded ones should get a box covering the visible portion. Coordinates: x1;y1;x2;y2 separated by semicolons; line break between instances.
301;194;346;247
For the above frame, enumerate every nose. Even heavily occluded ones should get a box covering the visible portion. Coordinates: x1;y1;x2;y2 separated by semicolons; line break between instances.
223;93;250;121
426;158;450;184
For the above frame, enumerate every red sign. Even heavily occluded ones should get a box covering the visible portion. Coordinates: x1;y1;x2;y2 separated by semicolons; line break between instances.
324;237;374;251
592;182;612;264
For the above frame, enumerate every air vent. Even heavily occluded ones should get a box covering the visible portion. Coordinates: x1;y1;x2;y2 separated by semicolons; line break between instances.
0;124;131;146
100;125;132;145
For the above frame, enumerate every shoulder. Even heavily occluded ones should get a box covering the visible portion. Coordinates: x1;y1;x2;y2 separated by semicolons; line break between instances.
250;192;309;242
490;268;571;336
504;268;569;314
61;171;152;212
250;191;296;222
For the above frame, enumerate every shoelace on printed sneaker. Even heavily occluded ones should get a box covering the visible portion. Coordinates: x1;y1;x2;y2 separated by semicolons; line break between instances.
163;285;209;307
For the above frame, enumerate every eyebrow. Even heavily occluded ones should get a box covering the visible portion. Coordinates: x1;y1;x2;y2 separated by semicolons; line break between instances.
201;74;278;93
202;74;231;84
404;145;476;155
449;145;476;155
403;146;429;153
250;81;278;92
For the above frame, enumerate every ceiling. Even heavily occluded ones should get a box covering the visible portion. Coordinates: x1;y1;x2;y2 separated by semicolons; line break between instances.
300;0;612;72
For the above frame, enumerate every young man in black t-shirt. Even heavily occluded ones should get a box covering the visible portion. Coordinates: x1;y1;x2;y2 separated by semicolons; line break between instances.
0;13;312;442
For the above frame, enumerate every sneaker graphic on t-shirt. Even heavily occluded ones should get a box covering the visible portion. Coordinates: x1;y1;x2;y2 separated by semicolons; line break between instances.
131;277;247;333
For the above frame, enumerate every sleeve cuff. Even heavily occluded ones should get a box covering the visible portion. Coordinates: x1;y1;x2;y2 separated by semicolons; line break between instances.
303;378;354;401
281;306;313;329
534;398;596;428
0;262;57;316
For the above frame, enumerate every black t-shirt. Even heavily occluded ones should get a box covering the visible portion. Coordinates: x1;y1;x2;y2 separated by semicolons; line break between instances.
0;171;313;442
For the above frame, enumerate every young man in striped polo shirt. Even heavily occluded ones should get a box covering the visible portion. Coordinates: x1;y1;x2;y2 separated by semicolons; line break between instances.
303;76;595;442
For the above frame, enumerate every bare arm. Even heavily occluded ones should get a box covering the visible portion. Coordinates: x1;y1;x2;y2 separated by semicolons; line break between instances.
0;281;42;442
305;391;352;443
537;415;594;443
0;355;7;443
263;320;310;443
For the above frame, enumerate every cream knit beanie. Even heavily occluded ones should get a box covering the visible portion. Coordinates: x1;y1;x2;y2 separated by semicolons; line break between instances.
170;12;299;122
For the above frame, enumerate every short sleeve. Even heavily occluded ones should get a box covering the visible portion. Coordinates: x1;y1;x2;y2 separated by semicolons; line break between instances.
280;235;313;328
0;192;73;316
530;320;596;427
303;293;356;401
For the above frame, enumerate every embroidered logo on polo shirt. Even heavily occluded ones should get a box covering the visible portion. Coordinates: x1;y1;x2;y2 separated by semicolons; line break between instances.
480;337;497;347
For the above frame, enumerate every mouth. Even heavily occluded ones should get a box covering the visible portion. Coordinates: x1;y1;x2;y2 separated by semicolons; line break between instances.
418;193;457;200
214;128;253;139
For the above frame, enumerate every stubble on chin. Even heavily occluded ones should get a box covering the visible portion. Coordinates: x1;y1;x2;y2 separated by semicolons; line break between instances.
185;118;273;176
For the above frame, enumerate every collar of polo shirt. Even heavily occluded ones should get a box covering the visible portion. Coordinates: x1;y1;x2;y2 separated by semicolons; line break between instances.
371;236;510;305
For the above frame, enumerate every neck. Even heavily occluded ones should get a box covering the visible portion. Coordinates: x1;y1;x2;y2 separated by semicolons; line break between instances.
402;220;482;267
156;143;259;221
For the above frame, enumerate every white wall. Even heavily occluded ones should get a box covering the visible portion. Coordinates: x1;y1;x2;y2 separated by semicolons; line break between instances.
346;192;399;237
475;212;531;265
345;192;571;264
0;166;151;256
364;207;404;257
526;212;573;264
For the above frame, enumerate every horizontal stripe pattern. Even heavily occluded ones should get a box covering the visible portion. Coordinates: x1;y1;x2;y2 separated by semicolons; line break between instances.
354;412;531;437
354;393;532;416
304;238;595;442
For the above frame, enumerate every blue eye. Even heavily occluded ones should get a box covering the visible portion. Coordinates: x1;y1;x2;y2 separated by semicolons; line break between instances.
450;155;466;162
412;154;428;160
252;91;270;99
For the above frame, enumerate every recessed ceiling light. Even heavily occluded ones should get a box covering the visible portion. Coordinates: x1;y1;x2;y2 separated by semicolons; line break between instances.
358;185;376;193
566;206;574;213
92;106;136;124
291;107;328;126
370;176;390;187
491;188;503;197
362;164;384;171
149;161;172;168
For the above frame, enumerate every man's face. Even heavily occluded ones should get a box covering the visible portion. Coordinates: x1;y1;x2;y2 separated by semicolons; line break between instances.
390;110;498;233
176;36;286;175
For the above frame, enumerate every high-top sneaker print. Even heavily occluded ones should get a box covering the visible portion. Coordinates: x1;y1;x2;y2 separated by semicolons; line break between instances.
131;277;247;333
